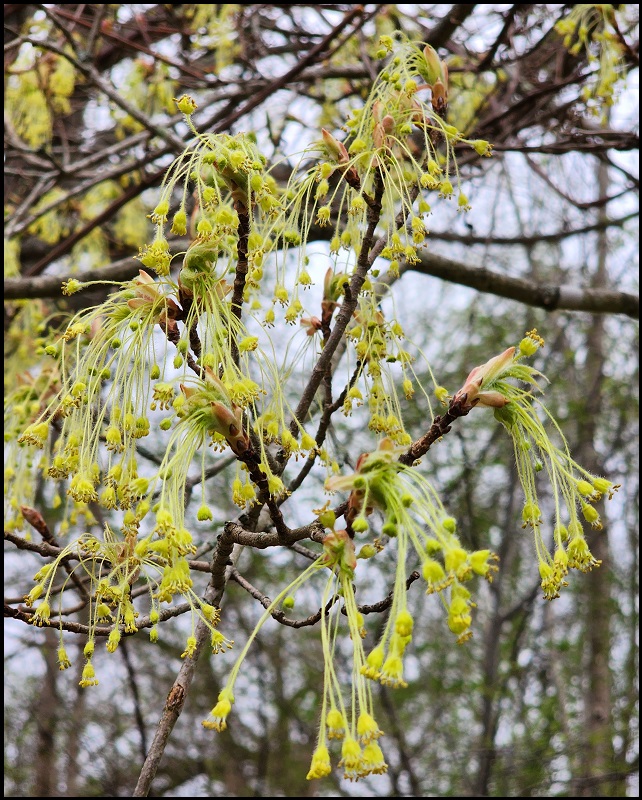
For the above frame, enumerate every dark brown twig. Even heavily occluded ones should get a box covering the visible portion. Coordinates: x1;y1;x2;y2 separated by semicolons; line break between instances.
399;395;474;466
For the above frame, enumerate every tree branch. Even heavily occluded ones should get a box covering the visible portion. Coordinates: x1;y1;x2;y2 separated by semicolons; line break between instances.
404;251;639;320
428;211;638;247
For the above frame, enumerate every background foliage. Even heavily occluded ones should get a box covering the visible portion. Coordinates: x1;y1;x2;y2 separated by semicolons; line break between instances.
4;4;639;797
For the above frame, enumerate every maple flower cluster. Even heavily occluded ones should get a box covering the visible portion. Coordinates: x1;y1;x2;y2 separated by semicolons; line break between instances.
5;30;619;787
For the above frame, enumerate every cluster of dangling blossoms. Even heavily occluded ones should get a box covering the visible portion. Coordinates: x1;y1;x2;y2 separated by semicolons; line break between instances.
554;3;628;121
5;33;618;783
202;332;617;782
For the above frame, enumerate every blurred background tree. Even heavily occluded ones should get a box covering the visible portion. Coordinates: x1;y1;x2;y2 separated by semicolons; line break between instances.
4;4;639;797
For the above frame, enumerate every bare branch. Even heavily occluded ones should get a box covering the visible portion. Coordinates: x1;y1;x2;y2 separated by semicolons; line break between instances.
428;211;638;247
404;251;639;320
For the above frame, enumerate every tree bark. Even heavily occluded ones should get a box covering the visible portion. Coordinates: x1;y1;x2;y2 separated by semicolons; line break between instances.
573;156;626;798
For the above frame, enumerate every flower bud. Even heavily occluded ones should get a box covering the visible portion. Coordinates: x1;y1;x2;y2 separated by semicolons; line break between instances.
422;44;445;86
321;128;349;163
175;94;198;115
351;516;369;533
357;544;377;560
